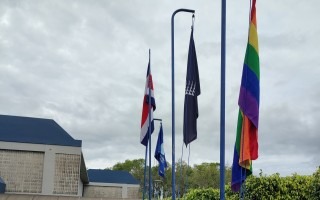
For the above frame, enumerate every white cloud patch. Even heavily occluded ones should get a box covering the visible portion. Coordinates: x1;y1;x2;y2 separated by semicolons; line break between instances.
0;0;319;176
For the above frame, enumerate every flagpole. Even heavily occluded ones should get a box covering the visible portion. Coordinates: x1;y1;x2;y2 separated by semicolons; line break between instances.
148;49;152;200
171;8;195;200
220;0;226;199
143;146;147;200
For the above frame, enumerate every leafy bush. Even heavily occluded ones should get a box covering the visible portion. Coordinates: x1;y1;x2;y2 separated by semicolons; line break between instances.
178;167;320;200
310;166;320;200
184;188;220;200
244;171;313;200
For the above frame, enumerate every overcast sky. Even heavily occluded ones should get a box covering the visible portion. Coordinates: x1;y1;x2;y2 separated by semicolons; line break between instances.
1;0;319;177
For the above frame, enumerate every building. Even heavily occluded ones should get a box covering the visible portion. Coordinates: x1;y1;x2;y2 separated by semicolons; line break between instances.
0;114;140;199
84;169;140;199
0;114;88;196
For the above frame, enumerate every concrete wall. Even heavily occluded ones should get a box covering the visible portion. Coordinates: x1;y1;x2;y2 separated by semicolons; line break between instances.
126;187;139;199
53;154;80;195
83;183;139;199
0;141;82;196
0;150;44;193
83;186;122;199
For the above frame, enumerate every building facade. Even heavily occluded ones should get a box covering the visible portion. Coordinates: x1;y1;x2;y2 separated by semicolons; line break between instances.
0;115;140;199
0;115;88;196
84;169;140;199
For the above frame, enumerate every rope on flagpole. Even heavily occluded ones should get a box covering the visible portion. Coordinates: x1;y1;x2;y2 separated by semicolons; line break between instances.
185;144;191;195
178;143;191;199
178;144;184;198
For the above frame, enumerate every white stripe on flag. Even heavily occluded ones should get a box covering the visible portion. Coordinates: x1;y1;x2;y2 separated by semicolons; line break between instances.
140;111;153;143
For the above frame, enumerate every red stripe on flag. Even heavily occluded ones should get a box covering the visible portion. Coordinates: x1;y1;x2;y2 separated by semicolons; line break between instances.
141;96;148;127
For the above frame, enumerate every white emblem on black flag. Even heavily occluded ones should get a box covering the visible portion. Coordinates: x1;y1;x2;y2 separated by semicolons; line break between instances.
183;26;200;146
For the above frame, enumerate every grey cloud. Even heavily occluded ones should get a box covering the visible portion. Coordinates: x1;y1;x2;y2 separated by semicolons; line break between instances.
0;0;319;175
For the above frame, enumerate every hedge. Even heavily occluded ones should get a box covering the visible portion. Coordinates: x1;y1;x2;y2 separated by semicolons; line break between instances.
164;167;320;200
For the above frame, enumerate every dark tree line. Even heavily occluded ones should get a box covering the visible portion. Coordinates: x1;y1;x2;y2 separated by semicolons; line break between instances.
108;158;231;197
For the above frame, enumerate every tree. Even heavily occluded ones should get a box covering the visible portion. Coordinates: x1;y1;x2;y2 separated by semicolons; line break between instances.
311;166;320;200
189;162;220;189
111;158;145;185
175;160;193;197
109;159;232;198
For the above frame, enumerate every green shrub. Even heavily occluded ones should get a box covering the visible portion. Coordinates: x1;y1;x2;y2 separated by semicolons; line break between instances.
183;188;219;200
310;166;320;200
164;167;320;200
238;171;313;200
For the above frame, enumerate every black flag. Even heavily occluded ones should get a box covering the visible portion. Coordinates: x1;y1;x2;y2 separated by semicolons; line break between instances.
183;28;200;146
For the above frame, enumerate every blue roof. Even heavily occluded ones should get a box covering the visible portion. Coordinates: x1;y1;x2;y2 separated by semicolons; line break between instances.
0;115;81;147
87;169;139;185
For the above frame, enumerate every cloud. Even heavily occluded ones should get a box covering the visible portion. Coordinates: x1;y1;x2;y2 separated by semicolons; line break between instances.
0;0;319;176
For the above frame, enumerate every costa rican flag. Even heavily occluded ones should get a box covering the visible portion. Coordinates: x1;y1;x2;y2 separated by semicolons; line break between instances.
140;62;156;146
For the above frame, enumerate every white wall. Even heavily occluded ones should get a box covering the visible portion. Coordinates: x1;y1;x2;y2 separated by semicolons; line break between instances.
0;141;83;196
0;150;44;193
83;183;140;199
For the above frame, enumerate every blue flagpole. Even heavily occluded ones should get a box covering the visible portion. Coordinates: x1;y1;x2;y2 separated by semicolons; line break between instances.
220;0;226;199
171;9;194;200
148;49;152;200
143;146;147;200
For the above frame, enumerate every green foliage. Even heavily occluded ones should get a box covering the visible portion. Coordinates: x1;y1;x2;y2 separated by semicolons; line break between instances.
111;158;146;195
224;184;239;200
244;171;313;200
175;160;193;196
310;166;320;200
178;168;320;200
189;162;220;189
177;185;237;200
109;159;319;199
164;186;236;200
112;158;145;182
184;188;220;200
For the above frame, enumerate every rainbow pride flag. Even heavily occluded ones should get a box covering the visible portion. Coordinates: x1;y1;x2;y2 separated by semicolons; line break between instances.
231;0;260;192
